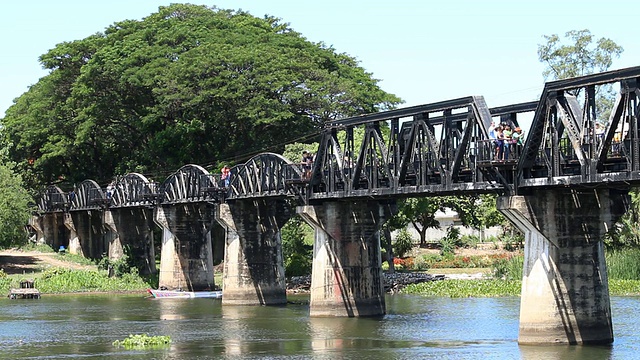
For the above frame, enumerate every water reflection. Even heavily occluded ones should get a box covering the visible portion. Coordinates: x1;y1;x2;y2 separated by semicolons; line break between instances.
519;344;613;360
0;295;637;359
309;317;352;352
156;298;189;320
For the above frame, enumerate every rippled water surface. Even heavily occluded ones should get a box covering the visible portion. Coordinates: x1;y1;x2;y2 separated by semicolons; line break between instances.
0;294;637;359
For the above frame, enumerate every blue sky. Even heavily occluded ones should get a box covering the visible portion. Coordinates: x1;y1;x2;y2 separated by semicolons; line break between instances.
1;0;638;120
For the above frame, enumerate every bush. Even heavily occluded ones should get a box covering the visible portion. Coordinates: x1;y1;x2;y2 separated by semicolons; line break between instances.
282;217;312;276
286;253;311;276
501;232;524;251
98;252;133;278
606;248;640;280
492;254;523;280
459;234;480;249
439;226;460;256
393;229;414;258
412;256;431;271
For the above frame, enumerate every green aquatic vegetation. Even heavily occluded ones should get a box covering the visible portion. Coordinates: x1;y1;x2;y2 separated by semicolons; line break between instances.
113;334;171;348
402;279;522;297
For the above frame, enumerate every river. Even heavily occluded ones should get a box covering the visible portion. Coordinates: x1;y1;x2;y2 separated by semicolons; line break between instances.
0;293;638;359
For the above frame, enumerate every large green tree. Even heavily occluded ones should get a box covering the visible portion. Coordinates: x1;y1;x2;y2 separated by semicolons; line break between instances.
538;29;623;81
538;29;623;120
0;142;33;247
1;4;400;189
396;196;480;248
538;30;637;249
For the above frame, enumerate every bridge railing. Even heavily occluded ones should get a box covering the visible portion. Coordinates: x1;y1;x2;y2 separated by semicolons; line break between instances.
48;192;69;211
198;174;226;201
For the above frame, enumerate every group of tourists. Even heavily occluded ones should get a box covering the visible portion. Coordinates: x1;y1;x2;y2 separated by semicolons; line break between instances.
489;122;524;161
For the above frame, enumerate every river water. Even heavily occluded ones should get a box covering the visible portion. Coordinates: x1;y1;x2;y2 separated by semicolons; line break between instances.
0;293;638;359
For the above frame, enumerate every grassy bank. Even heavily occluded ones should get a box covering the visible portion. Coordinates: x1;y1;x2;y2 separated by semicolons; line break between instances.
0;267;150;294
403;279;640;297
403;248;640;297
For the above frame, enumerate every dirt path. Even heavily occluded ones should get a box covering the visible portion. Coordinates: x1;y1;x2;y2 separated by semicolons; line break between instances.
0;250;94;275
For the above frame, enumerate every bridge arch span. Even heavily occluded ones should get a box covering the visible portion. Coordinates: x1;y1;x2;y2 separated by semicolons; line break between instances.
160;164;220;203
229;152;299;199
70;180;105;210
37;185;68;212
110;173;156;207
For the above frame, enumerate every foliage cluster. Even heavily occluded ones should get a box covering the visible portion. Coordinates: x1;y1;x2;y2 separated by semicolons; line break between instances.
491;254;524;280
0;160;32;247
97;248;136;277
386;252;518;272
606;248;640;280
392;229;414;258
281;216;313;277
113;334;171;348
32;267;148;293
438;226;461;256
1;3;400;189
402;279;522;297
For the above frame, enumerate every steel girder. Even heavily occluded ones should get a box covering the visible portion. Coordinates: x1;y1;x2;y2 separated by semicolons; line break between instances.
517;66;640;189
308;96;530;200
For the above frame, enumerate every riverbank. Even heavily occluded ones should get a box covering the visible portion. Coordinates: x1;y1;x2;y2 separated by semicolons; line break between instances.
287;272;452;294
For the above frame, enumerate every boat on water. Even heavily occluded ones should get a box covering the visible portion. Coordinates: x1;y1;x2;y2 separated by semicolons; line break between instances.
147;288;222;299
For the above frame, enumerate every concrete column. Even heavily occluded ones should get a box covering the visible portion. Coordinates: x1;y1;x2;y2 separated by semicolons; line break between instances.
498;188;628;345
155;204;215;291
40;212;68;251
299;201;397;317
70;210;107;260
216;199;290;305
64;213;82;256
29;216;45;244
104;208;157;275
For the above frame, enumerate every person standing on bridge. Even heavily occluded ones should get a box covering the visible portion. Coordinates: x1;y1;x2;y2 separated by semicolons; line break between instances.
301;151;313;180
221;166;231;187
502;124;512;161
494;125;504;161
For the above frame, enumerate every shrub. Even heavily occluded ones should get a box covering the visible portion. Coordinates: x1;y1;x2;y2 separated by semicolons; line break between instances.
459;234;480;249
606;248;640;280
286;253;311;276
492;254;523;280
412;256;431;271
98;253;133;278
439;226;460;256
393;229;414;258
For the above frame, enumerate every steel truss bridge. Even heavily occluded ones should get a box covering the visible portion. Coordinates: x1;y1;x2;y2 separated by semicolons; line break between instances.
36;66;640;212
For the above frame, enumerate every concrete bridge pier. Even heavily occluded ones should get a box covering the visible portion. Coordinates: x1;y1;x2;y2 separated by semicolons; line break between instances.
28;216;45;244
497;188;628;345
64;213;82;255
103;208;157;275
33;212;68;250
299;201;396;317
155;204;215;291
216;200;290;305
69;211;106;259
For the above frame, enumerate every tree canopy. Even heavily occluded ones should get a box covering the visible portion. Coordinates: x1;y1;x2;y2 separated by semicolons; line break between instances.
0;144;32;247
537;29;623;81
1;4;401;189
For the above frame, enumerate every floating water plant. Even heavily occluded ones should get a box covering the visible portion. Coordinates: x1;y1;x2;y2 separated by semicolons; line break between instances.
113;334;171;348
